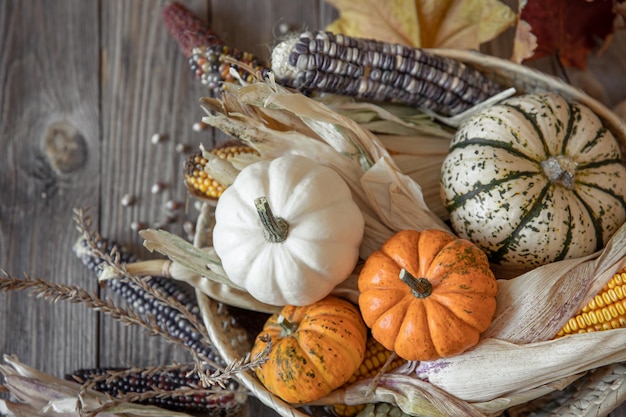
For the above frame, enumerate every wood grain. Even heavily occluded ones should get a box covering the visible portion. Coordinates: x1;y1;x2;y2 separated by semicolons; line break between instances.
0;0;625;416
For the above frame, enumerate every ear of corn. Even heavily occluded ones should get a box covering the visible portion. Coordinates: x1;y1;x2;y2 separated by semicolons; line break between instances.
333;337;407;417
556;268;626;337
67;366;240;415
162;2;269;97
184;144;258;201
163;4;502;117
271;31;502;117
73;236;224;366
161;2;222;57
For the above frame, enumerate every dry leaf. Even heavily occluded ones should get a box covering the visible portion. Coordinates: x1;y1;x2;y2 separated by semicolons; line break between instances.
513;0;617;68
511;19;537;63
324;0;516;49
324;0;420;46
416;0;517;49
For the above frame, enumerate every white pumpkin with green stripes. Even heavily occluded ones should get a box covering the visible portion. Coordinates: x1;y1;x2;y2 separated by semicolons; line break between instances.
440;93;626;268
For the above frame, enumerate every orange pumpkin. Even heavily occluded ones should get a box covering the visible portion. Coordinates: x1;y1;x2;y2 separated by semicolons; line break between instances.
250;296;367;403
358;229;497;361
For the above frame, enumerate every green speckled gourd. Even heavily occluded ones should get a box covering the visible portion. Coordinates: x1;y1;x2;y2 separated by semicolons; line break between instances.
440;93;626;268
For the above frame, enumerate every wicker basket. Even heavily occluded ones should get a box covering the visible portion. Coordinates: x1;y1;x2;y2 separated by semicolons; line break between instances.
194;50;626;417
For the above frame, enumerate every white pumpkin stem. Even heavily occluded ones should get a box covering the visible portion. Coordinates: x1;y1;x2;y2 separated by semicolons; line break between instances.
540;155;577;189
254;196;289;243
399;268;432;298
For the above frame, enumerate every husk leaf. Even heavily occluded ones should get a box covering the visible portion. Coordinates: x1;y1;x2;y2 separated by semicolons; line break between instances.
0;355;194;417
415;330;626;405
485;221;626;343
308;373;486;417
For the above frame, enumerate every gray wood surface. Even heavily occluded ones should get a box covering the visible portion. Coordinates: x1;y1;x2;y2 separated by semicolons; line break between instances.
0;1;625;416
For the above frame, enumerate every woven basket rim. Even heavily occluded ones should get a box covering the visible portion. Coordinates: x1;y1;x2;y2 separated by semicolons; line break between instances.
197;49;626;417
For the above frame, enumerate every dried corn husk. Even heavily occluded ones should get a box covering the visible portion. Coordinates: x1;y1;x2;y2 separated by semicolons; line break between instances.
0;355;195;417
200;75;451;259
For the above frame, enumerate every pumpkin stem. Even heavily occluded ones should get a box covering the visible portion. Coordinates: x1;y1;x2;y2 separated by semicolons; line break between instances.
540;155;577;189
399;268;432;298
277;314;299;337
255;196;289;243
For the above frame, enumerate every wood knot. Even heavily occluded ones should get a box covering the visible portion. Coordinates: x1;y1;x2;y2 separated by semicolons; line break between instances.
43;121;87;174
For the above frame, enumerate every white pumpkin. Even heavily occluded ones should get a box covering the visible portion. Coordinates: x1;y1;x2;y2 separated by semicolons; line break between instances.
441;93;626;268
212;155;364;306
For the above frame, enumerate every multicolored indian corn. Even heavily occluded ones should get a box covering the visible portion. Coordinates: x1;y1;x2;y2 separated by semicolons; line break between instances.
184;144;258;201
162;3;502;117
556;268;626;337
67;366;240;415
162;2;268;97
271;31;503;116
74;236;223;365
189;45;268;97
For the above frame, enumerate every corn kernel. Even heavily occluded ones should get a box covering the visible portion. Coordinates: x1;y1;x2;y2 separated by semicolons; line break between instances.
184;145;258;200
556;268;626;338
333;337;407;416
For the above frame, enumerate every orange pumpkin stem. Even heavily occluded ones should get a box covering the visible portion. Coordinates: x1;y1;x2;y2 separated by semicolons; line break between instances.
277;314;299;337
399;268;432;298
255;196;289;243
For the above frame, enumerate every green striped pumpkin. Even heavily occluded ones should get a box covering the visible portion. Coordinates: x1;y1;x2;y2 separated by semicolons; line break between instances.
440;93;626;268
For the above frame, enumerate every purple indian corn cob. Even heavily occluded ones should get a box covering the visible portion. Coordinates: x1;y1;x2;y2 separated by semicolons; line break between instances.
73;236;224;366
271;31;503;117
162;4;502;116
67;366;241;415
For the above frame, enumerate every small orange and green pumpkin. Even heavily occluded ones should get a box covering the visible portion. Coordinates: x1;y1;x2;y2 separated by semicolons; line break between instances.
358;229;498;361
250;296;367;404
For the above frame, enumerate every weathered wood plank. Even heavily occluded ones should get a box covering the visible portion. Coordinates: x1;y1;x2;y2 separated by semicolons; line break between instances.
0;0;101;379
97;0;211;369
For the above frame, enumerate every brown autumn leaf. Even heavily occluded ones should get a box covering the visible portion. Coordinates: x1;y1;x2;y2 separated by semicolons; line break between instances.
324;0;516;49
512;0;617;69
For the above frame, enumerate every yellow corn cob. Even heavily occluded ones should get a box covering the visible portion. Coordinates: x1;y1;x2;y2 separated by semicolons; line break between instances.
184;145;258;201
333;337;407;417
556;268;626;337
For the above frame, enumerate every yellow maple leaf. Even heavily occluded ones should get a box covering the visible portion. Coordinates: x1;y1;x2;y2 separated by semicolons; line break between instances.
325;0;420;46
325;0;516;49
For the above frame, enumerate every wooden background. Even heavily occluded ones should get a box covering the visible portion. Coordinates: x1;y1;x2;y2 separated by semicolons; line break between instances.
1;0;625;416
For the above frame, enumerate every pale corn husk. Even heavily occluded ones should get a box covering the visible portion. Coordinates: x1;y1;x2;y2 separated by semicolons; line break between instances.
0;355;196;417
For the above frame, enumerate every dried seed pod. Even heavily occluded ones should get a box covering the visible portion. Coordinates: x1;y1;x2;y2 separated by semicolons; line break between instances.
184;144;259;202
67;365;241;415
272;31;503;117
73;236;224;366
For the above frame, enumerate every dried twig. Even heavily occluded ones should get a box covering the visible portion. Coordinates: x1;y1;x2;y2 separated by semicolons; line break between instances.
0;272;197;352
